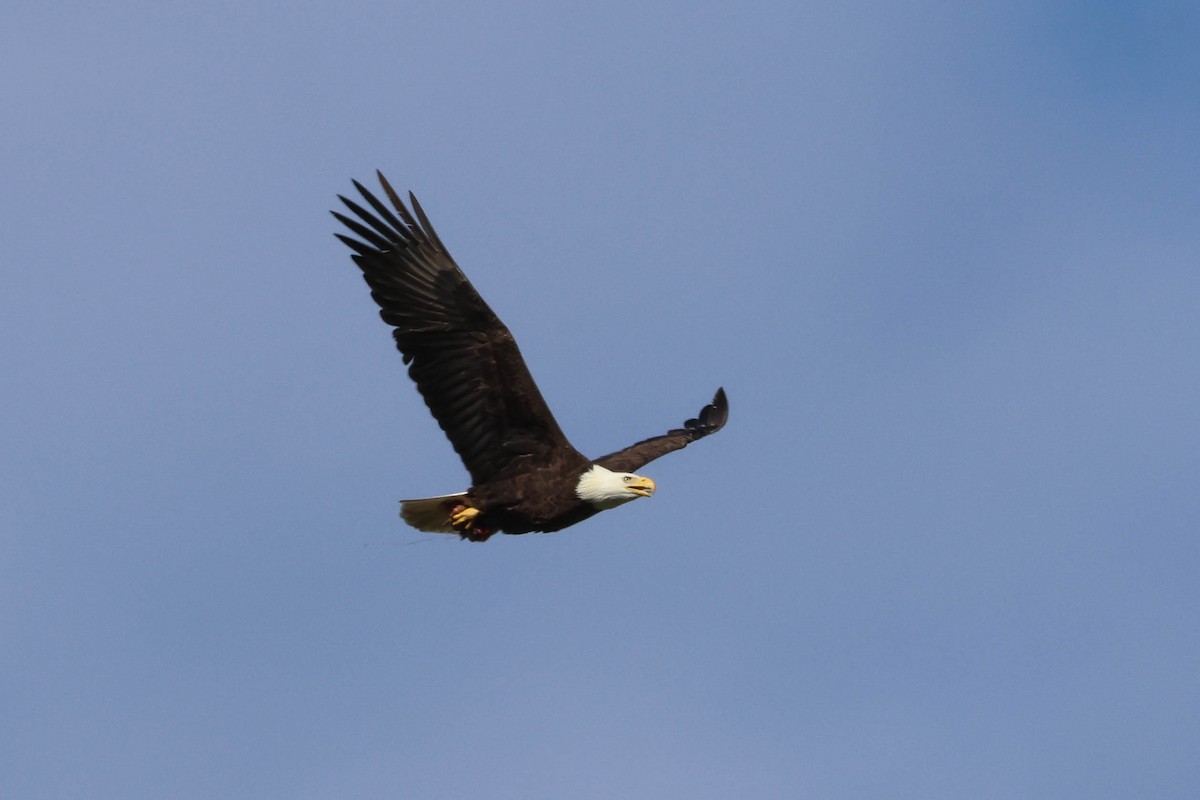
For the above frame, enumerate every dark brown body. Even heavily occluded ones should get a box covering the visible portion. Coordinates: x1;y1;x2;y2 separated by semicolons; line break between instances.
463;452;597;535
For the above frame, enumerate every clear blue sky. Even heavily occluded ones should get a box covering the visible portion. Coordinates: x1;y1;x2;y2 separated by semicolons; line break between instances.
3;2;1198;798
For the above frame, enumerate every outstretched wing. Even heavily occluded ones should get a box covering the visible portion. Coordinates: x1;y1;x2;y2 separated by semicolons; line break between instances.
593;388;728;473
333;172;581;485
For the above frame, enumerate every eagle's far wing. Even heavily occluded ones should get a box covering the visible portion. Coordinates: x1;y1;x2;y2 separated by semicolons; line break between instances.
593;388;728;473
333;172;579;485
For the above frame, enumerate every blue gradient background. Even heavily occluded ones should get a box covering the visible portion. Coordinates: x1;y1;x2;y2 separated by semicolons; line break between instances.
3;2;1198;797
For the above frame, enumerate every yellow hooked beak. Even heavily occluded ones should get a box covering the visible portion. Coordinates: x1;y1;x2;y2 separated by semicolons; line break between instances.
626;476;656;498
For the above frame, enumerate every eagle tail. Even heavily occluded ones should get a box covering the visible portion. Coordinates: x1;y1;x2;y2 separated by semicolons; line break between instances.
400;493;469;533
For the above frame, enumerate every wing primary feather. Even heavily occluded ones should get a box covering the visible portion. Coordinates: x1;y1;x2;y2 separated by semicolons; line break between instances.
376;172;426;243
337;196;403;245
351;179;411;238
409;192;449;254
331;210;394;251
334;232;380;258
686;387;728;433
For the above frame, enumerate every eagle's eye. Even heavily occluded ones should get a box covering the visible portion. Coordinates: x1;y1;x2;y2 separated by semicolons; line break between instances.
623;476;632;483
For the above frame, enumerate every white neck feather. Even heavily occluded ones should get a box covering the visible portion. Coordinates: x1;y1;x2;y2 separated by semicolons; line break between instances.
575;464;641;509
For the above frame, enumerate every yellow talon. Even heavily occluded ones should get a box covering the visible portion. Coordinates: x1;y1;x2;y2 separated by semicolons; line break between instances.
450;506;481;530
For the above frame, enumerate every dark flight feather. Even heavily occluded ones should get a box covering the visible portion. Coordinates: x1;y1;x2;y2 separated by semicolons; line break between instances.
333;174;579;485
594;388;729;473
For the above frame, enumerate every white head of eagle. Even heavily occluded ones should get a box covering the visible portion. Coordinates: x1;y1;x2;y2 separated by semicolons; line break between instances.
575;464;656;510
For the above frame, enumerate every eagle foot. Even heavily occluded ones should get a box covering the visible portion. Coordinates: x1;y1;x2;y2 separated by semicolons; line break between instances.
447;504;495;542
449;504;480;529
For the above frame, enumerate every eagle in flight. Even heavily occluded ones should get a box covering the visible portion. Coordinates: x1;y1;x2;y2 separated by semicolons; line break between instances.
333;173;728;541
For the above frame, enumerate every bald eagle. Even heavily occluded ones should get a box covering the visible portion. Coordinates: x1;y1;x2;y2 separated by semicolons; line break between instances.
333;173;728;541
